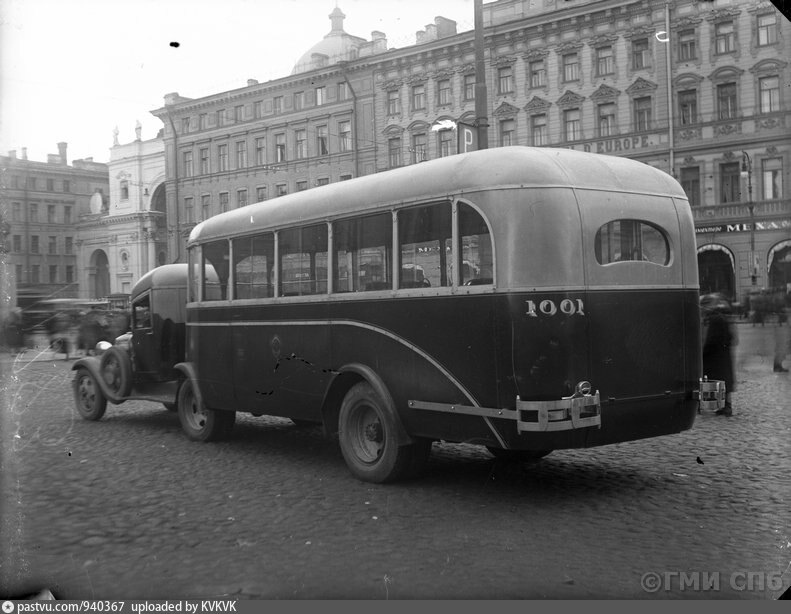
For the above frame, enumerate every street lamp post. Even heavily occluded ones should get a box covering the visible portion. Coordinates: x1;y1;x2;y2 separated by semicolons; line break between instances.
741;151;756;286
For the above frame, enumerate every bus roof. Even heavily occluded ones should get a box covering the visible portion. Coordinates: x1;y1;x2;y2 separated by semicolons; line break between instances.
189;146;687;244
132;264;188;299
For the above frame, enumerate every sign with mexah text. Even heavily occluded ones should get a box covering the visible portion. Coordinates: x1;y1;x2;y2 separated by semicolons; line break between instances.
696;219;791;234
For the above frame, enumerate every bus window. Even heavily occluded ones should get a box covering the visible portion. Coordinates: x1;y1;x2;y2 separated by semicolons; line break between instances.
279;224;328;296
132;293;151;329
188;247;201;303
595;220;670;266
203;240;230;300
398;202;452;288
234;233;275;299
334;213;392;292
459;202;493;286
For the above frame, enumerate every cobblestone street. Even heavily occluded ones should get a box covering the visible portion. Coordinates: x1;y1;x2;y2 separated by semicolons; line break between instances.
1;322;789;600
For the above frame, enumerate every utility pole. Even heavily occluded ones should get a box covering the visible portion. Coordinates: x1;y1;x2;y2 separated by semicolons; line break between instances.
474;0;489;150
741;151;756;286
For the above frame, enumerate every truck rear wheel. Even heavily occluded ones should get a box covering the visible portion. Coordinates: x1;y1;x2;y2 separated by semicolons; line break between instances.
177;379;235;442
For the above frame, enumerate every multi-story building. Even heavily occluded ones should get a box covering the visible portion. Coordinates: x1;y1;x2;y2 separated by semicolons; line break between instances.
0;143;108;317
150;0;790;302
77;125;167;298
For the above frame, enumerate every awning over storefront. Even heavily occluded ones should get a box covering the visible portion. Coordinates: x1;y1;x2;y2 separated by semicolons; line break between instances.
697;243;735;270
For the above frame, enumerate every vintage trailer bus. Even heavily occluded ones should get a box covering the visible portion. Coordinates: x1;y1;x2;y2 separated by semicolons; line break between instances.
73;146;706;483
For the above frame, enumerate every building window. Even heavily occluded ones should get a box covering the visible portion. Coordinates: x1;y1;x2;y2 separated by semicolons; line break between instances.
234;105;243;122
762;158;783;200
531;114;548;146
13;235;21;252
681;167;700;207
294;91;304;110
31;265;40;284
758;13;777;46
30;204;38;222
65;236;73;255
255;138;265;166
388;137;402;168
759;76;779;113
275;133;286;162
438;79;451;105
183;151;193;177
63;206;71;224
497;66;513;94
201;194;211;220
678;90;697;125
563;109;581;141
296;181;308;192
340;174;353;181
412;84;426;110
563;53;579;82
438;130;453;157
715;21;734;54
28;177;37;189
717;83;737;120
31;235;39;254
253;101;263;119
63;180;70;193
217;109;226;126
597;103;616;137
200;148;210;174
237;189;248;207
295;129;307;159
236;141;247;168
46;179;54;191
596;46;614;76
256;186;267;201
276;184;288;197
219;192;229;213
48;236;56;254
720;162;741;203
338;82;349;101
678;29;696;61
49;265;57;284
464;74;475;100
387;90;400;115
634;97;652;131
317;177;329;186
185;197;194;223
182;117;191;133
15;265;22;282
12;202;20;221
339;121;351;152
218;144;228;171
411;133;427;163
499;119;515;146
315;86;326;105
47;205;56;223
316;125;328;155
529;60;546;88
199;113;208;130
65;266;74;284
273;96;283;114
632;38;649;70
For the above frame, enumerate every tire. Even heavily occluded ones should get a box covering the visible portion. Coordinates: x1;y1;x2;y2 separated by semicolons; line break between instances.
73;367;107;421
487;447;553;462
338;382;428;483
177;379;235;442
99;347;133;399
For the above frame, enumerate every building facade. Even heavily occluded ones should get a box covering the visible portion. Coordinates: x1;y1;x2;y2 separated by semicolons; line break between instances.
76;126;167;298
0;144;109;318
149;0;790;302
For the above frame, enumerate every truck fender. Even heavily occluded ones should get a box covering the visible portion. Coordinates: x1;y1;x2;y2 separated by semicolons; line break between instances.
173;362;204;409
321;363;414;446
70;356;124;405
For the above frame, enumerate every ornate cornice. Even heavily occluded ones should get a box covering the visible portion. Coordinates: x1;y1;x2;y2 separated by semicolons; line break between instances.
674;72;705;87
523;49;549;61
672;16;703;29
524;96;551;112
590;84;621;101
705;8;742;23
708;66;745;81
589;34;619;48
491;55;518;68
623;26;656;41
556;90;585;108
493;102;519;118
749;58;788;74
380;79;403;91
556;41;584;54
626;77;658;95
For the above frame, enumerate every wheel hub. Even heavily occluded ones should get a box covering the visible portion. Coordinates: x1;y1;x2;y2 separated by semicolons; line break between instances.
364;421;383;443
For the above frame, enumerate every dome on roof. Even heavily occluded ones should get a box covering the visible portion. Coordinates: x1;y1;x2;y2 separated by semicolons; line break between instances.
291;7;367;74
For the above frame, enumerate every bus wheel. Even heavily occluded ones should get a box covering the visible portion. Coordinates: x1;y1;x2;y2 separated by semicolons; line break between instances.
487;447;552;462
99;347;132;399
338;382;425;483
177;379;235;442
73;367;107;421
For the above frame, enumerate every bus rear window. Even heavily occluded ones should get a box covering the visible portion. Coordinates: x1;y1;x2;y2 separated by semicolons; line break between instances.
595;220;670;266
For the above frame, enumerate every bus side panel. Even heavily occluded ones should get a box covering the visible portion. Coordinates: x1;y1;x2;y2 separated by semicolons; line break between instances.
190;309;237;411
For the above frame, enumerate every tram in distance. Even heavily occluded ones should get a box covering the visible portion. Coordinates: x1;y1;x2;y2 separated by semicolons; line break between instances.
72;146;706;483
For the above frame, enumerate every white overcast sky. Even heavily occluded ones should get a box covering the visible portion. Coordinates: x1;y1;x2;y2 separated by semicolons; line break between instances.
1;0;477;164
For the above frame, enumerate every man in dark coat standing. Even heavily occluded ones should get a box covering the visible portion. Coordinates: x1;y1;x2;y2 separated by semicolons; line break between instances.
701;294;736;416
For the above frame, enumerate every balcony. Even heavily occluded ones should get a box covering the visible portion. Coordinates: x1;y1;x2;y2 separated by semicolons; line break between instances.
692;198;790;224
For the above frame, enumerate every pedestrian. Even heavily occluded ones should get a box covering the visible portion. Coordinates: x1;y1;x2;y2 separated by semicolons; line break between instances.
701;293;737;416
3;308;25;355
774;294;789;372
